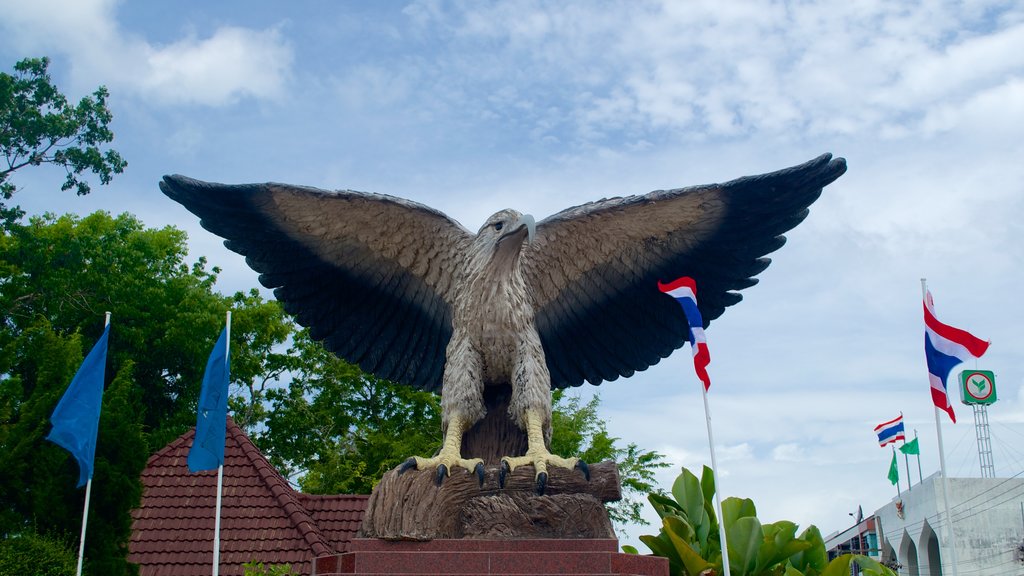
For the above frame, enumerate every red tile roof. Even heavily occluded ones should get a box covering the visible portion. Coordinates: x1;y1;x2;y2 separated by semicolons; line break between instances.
129;418;368;576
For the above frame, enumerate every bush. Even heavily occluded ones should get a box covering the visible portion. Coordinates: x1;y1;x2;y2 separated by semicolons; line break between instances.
0;530;77;576
626;466;896;576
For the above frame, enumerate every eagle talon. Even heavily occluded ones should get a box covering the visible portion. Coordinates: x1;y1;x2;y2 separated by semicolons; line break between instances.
576;460;590;481
535;472;548;496
499;460;511;488
399;457;417;475
436;464;448;486
474;462;485;486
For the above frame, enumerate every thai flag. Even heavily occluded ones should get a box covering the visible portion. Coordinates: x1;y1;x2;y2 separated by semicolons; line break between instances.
924;290;989;423
874;414;905;447
658;276;711;391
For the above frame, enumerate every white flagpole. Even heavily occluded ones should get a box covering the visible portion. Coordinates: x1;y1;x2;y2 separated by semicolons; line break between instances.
212;311;231;576
75;311;110;576
921;278;960;576
914;429;924;484
701;386;731;576
212;465;224;576
75;478;91;576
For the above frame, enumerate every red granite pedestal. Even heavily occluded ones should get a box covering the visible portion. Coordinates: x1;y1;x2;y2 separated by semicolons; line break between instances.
313;538;668;576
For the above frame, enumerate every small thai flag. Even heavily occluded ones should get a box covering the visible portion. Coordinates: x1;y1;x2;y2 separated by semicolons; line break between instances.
874;414;905;447
658;276;711;391
923;290;989;423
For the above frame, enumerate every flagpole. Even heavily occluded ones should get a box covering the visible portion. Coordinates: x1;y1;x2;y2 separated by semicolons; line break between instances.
902;442;912;491
922;278;960;576
74;311;110;576
914;429;923;484
212;311;231;576
700;386;731;576
892;447;902;501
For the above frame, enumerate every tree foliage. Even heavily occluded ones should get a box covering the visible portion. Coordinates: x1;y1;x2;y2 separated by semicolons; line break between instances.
253;329;442;494
0;211;292;574
549;390;670;526
0;57;126;222
0;529;77;576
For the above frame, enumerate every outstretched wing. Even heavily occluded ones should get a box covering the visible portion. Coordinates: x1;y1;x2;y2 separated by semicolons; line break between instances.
160;176;472;392
521;153;846;389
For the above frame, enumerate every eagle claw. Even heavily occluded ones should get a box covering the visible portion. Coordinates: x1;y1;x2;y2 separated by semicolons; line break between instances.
535;472;548;496
474;462;485;487
398;457;417;475
499;460;512;488
499;448;587;495
576;459;590;481
403;453;485;486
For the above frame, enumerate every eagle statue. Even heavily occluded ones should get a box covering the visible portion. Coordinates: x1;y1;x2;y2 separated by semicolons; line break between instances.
161;153;846;494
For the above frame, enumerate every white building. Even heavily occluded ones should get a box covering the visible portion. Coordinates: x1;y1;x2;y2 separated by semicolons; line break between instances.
832;473;1024;575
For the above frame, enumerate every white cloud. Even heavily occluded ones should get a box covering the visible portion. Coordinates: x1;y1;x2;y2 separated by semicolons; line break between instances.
391;0;1024;146
142;26;292;106
772;443;805;462
0;0;292;106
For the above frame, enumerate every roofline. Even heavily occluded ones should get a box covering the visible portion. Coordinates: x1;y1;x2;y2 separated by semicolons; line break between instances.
226;417;334;557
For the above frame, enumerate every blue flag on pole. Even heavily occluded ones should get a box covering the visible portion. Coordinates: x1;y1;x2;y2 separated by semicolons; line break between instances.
188;327;230;473
47;325;110;487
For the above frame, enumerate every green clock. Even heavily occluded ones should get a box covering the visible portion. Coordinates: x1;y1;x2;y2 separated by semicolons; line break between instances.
960;370;996;405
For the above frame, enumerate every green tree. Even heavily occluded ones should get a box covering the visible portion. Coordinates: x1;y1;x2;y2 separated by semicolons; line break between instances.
0;530;77;576
255;329;442;494
0;57;126;223
0;211;293;574
549;390;670;526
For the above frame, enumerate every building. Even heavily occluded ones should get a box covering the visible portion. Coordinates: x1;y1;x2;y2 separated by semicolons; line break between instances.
129;418;368;576
824;510;882;565
827;473;1024;576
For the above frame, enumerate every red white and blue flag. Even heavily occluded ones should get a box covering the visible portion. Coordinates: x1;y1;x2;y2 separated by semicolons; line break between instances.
923;290;989;423
658;276;711;391
874;414;905;447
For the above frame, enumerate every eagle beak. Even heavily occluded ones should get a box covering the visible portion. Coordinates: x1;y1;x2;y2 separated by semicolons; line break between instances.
516;214;536;244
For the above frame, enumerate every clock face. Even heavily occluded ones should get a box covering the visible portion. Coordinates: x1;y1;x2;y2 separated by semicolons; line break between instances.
963;371;995;402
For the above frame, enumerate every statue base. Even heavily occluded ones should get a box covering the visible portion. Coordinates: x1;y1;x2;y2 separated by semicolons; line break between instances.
313;538;669;576
359;460;622;540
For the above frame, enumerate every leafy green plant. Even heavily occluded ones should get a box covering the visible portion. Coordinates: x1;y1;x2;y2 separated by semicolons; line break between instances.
628;466;895;576
0;529;78;576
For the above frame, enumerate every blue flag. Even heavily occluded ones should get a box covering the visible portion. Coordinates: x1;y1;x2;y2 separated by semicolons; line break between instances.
47;325;110;487
188;327;230;473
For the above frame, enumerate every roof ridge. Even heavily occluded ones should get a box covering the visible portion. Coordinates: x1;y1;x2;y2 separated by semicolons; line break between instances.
297;493;370;501
226;418;334;557
146;427;194;465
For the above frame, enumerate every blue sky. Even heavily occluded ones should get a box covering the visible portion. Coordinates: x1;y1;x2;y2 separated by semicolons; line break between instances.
3;0;1023;546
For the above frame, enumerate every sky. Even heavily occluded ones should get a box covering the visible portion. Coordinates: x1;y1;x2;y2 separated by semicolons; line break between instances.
3;0;1023;547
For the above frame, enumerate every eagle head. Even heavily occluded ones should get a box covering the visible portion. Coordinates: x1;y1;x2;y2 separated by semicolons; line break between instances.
476;209;534;250
469;209;536;274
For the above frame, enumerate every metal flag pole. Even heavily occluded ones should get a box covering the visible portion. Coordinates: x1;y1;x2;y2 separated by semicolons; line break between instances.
903;441;912;490
700;385;731;576
914;429;924;484
212;311;231;576
921;278;960;576
892;447;902;501
74;311;110;576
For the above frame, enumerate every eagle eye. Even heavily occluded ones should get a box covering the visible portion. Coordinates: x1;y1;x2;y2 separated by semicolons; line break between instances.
494;222;504;231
